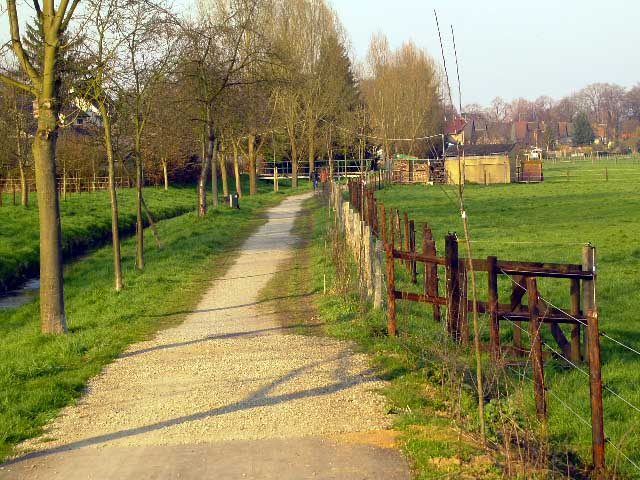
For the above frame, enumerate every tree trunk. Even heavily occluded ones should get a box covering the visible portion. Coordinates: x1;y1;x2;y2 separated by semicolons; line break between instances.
162;156;168;191
198;127;208;217
14;91;28;207
208;121;218;208
135;133;144;270
18;160;28;207
219;151;229;197
291;138;298;188
248;134;257;196
62;157;67;201
33;103;66;334
233;140;242;198
307;125;315;181
102;110;123;291
197;153;209;217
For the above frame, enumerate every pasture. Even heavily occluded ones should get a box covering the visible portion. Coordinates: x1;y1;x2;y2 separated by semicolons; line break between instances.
370;156;640;476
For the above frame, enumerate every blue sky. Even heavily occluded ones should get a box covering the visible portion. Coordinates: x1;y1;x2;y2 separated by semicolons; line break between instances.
330;0;639;105
2;0;637;106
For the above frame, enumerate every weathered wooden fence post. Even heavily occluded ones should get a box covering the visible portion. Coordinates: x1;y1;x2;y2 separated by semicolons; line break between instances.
409;220;417;284
379;203;387;244
374;240;384;309
570;279;581;362
403;212;410;269
445;233;460;340
386;227;396;336
582;244;596;363
488;256;501;360
587;310;606;478
527;277;546;418
422;225;441;322
459;266;468;344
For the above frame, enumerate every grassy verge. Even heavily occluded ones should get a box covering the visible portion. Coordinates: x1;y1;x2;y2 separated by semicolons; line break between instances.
373;159;640;477
0;179;308;462
0;185;198;292
261;195;505;479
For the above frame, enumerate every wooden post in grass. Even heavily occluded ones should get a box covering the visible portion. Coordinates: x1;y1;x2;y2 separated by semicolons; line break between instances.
459;266;468;344
403;212;410;268
445;233;460;340
488;256;500;360
570;279;582;362
587;310;606;478
605;168;608;181
374;240;384;308
395;210;402;256
386;224;397;336
409;220;417;283
527;277;546;418
423;225;441;322
379;203;387;244
510;275;526;355
582;244;596;363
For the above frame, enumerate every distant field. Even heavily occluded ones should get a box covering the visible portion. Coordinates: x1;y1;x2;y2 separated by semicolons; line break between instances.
0;186;198;292
374;157;640;476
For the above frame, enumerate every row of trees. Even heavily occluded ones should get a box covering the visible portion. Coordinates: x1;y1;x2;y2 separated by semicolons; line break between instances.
0;0;445;334
465;83;640;140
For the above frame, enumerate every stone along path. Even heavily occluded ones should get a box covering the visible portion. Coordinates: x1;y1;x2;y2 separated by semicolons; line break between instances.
1;193;410;480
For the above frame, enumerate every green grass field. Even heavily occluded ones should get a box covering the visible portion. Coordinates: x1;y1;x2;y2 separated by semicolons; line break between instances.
368;157;640;477
0;186;198;292
0;178;307;462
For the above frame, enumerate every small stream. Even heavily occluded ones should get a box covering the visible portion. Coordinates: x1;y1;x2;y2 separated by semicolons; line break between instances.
0;278;40;310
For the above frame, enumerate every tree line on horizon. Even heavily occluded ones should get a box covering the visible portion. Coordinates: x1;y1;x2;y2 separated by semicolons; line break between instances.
463;83;640;150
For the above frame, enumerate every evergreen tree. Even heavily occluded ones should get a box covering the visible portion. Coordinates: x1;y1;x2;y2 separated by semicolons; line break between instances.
573;112;595;146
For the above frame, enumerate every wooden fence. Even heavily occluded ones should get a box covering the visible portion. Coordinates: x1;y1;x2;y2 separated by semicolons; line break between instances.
0;176;133;198
329;179;607;477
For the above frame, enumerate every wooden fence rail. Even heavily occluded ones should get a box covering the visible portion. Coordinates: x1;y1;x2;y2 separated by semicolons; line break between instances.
330;178;606;477
0;177;133;197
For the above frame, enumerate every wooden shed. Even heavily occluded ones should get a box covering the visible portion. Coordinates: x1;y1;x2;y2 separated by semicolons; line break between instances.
444;144;516;184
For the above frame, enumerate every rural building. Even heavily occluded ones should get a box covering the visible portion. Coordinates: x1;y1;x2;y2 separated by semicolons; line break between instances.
444;144;516;184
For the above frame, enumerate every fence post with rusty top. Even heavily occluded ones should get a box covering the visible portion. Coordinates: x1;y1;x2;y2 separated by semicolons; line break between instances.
587;310;606;478
423;226;441;322
570;278;582;362
386;225;396;337
379;203;387;244
409;220;417;284
488;256;500;360
459;265;468;344
582;244;596;364
527;277;546;418
445;233;460;340
403;212;410;269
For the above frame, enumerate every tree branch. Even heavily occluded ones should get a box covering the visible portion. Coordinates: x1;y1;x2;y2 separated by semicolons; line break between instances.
7;0;41;91
0;72;35;94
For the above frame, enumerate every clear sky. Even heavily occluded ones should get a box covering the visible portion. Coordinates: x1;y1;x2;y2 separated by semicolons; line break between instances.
2;0;637;107
330;0;639;106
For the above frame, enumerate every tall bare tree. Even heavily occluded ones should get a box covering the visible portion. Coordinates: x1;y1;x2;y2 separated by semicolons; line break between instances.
0;0;82;334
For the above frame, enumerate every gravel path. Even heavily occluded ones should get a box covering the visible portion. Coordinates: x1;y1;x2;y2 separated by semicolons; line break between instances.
1;193;409;479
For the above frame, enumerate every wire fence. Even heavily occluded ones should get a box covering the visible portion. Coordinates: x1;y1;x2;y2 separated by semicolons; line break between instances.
330;177;640;477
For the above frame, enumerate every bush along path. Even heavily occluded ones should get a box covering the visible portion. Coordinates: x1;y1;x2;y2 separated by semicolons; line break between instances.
0;192;410;480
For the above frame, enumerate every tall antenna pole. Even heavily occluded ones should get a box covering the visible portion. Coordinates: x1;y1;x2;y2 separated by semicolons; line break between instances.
434;10;454;114
434;11;486;445
451;25;463;115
